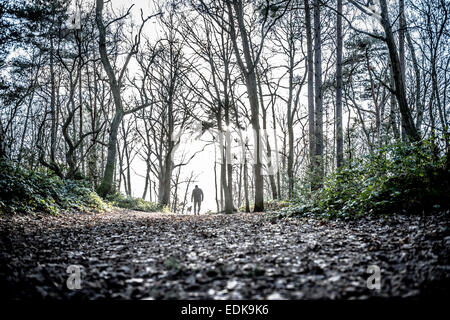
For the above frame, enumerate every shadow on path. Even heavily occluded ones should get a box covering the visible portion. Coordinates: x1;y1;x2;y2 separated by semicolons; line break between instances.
1;209;449;299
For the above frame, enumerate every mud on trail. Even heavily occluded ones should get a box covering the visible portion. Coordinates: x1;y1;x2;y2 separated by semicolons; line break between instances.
0;210;449;299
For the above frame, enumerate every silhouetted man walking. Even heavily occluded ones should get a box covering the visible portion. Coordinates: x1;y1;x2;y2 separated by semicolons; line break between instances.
191;185;204;215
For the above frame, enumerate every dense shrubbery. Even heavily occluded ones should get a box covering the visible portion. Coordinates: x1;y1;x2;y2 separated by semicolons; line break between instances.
0;161;108;215
264;199;291;211
273;139;450;220
0;161;166;215
106;192;165;212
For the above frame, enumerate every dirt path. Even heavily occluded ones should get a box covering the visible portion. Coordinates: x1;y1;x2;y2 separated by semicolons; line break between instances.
0;210;449;299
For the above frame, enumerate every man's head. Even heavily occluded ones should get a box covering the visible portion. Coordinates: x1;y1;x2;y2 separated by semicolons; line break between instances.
195;185;198;188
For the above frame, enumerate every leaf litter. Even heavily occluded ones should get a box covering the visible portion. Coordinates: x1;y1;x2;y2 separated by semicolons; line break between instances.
0;209;449;299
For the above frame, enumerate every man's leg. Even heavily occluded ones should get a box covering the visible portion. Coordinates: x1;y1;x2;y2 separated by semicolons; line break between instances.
197;201;201;214
194;201;198;215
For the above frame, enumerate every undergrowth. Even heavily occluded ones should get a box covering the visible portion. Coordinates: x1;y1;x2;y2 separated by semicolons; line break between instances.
0;160;168;215
0;161;108;215
272;139;450;220
106;193;166;213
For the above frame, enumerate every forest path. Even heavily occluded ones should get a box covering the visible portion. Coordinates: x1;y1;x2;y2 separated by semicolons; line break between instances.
1;209;448;299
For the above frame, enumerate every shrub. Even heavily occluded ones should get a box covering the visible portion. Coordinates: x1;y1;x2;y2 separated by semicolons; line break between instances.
106;192;163;212
272;139;450;220
0;161;108;215
264;199;291;211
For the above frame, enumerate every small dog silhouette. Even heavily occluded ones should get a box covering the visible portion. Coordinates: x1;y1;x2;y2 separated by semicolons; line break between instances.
186;206;192;214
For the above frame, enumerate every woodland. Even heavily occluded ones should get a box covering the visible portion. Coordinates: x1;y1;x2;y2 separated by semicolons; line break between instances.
0;0;449;300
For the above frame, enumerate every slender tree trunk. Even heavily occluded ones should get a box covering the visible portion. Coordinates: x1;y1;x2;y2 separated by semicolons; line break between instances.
243;154;250;213
49;37;57;167
238;163;242;209
76;29;85;176
287;46;295;198
172;166;181;212
214;144;220;212
389;64;400;139
159;110;174;206
304;0;315;185
257;71;278;199
125;147;132;197
87;58;99;187
148;175;152;202
98;111;123;196
142;161;150;200
399;0;407;141
158;154;173;206
95;0;125;196
117;142;124;194
405;28;422;131
379;0;420;142
18;91;34;166
313;0;324;188
336;0;344;169
227;0;264;212
270;99;281;199
224;109;234;213
265;132;278;200
219;125;233;214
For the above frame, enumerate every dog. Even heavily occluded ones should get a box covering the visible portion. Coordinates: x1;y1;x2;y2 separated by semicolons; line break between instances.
186;206;192;214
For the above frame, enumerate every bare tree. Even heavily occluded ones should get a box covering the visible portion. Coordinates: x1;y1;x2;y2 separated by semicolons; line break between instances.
95;0;156;196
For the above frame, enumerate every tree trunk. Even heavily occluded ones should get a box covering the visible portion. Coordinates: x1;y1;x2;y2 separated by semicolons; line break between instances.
87;57;99;187
286;44;295;198
257;70;278;200
219;127;233;214
227;0;264;212
243;154;250;213
158;153;173;206
379;0;420;142
224;108;234;214
304;0;315;185
142;161;150;200
389;63;400;139
405;28;422;131
97;111;123;197
49;36;57;167
313;0;324;188
336;0;344;169
399;0;407;141
270;95;281;199
237;163;242;208
214;144;220;212
95;0;125;197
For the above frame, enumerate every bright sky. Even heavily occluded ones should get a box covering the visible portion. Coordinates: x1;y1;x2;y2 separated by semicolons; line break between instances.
106;0;298;212
98;0;359;213
128;123;220;213
96;1;223;212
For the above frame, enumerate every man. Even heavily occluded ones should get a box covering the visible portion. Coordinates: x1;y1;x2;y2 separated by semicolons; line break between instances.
191;185;204;215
